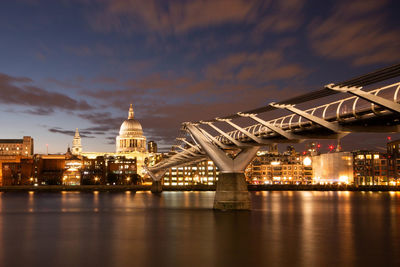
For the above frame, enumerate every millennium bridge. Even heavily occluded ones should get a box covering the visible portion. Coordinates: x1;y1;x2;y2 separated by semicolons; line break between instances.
147;64;400;210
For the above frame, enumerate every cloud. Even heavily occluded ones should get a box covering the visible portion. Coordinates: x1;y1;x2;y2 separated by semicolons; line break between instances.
24;107;55;116
87;0;305;37
251;0;304;36
77;112;125;134
88;0;258;35
308;0;400;66
79;44;310;148
46;77;85;90
0;73;93;113
64;43;115;57
205;47;306;83
48;127;95;138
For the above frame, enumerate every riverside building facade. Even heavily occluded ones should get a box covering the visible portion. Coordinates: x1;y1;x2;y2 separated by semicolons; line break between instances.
0;136;34;156
163;160;219;186
387;139;400;184
245;150;313;184
353;150;389;185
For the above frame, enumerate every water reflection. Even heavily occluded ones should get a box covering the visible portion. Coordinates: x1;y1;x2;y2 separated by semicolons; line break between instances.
0;191;399;267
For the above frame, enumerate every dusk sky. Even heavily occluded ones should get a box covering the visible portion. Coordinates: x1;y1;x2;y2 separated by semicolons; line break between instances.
1;0;400;154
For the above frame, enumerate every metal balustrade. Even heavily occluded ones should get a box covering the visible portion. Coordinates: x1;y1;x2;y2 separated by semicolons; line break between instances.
213;82;400;145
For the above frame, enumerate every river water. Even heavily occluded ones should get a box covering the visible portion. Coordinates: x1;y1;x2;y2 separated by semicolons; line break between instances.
0;191;399;267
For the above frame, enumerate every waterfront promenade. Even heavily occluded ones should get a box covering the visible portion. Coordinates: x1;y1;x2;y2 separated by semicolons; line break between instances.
1;184;399;192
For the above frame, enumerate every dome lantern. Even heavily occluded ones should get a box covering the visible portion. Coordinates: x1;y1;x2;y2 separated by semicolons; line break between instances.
128;104;134;119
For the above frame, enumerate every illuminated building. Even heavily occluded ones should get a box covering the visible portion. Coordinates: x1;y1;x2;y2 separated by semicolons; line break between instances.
105;156;138;184
305;142;318;155
163;160;219;186
0;156;34;186
0;136;34;156
34;154;66;185
72;128;82;155
387;139;400;185
313;152;354;184
62;148;82;185
353;151;388;185
81;104;149;177
148;141;157;153
245;150;313;184
81;156;106;185
116;104;146;153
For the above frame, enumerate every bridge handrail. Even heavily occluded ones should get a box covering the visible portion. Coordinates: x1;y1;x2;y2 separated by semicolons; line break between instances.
216;82;400;144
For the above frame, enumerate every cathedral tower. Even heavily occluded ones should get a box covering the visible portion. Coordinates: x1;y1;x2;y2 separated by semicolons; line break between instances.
72;128;82;155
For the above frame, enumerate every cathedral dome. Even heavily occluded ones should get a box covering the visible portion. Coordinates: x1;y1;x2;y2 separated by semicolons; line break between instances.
119;119;143;134
118;104;143;136
116;104;147;153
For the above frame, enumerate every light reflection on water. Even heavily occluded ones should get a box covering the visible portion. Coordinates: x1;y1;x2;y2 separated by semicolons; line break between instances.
0;191;399;267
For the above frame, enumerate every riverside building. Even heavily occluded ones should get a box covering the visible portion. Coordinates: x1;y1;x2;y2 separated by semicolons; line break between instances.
245;150;313;184
163;160;219;186
0;136;34;156
353;150;388;185
312;151;354;184
387;139;400;185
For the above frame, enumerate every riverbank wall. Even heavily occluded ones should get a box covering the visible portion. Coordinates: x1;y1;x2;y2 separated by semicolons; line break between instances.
0;184;399;192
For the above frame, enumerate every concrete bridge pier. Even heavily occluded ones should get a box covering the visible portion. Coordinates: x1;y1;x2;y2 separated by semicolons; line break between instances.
186;124;259;210
146;169;166;194
150;180;163;194
214;172;252;210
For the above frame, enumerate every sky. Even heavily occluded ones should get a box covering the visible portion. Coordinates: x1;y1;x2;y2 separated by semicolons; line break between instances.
1;0;400;154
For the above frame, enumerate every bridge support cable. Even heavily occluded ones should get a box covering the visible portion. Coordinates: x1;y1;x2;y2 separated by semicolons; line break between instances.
237;112;303;141
326;84;400;114
186;123;259;210
200;121;250;147
215;118;271;144
174;145;201;157
196;127;231;149
187;131;201;147
270;103;343;133
173;152;194;160
176;137;204;153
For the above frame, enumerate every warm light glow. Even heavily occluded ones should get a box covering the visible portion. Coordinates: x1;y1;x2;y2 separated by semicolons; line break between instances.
339;175;349;183
271;161;280;166
303;157;312;166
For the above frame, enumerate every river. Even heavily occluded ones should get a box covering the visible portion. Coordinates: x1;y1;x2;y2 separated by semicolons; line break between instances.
0;191;399;267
